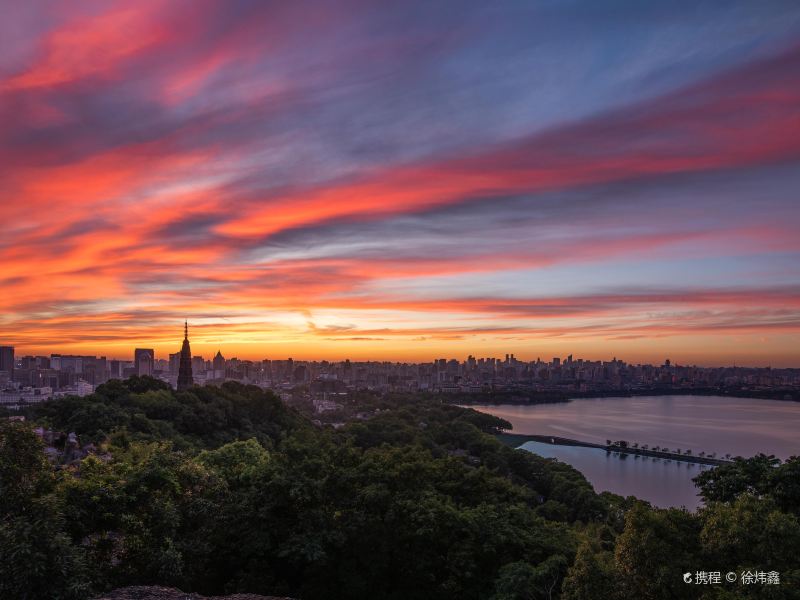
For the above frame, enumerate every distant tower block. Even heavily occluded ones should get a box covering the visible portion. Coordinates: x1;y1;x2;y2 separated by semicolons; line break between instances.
177;320;194;391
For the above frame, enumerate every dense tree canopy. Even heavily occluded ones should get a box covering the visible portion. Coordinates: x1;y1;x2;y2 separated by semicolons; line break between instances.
1;378;798;599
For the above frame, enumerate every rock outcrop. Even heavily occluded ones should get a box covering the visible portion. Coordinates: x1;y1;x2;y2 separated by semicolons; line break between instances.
94;586;294;600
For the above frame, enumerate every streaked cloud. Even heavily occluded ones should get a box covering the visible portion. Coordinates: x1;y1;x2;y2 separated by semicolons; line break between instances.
1;1;799;365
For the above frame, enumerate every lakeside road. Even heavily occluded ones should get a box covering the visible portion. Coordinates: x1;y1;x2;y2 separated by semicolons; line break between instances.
497;432;735;466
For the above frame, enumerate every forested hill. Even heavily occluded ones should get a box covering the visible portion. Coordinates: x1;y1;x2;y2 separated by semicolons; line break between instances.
1;377;799;599
27;376;310;450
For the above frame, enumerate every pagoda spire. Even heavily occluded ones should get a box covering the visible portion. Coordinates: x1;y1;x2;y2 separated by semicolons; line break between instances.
177;320;194;391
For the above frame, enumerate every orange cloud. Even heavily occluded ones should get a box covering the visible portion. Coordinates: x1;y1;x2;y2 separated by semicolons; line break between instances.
3;5;167;91
1;6;799;366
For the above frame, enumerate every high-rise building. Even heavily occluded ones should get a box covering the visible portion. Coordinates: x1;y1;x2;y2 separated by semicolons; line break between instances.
191;356;205;375
134;348;155;377
212;350;225;379
293;364;308;383
81;356;108;385
51;354;83;373
177;321;194;392
109;360;123;379
0;346;14;377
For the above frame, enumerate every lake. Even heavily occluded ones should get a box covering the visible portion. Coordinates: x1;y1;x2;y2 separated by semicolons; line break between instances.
472;395;800;510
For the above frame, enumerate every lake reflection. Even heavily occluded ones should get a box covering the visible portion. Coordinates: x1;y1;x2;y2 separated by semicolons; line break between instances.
519;440;709;509
473;395;800;510
473;395;800;459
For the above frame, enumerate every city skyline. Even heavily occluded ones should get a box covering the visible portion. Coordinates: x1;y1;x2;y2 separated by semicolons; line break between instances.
3;336;800;370
2;2;800;366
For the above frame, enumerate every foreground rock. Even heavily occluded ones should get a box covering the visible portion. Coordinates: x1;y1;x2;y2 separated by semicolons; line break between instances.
94;586;294;600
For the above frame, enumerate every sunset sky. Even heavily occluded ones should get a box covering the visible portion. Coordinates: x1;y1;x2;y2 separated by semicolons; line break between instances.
2;1;800;366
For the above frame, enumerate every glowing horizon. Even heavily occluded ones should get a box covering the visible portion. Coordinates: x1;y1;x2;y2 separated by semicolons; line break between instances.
2;2;800;367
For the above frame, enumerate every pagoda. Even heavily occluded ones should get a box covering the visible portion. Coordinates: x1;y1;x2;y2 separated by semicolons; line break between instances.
177;320;194;391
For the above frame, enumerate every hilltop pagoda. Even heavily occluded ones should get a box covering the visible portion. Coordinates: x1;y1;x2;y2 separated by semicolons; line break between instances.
177;320;194;391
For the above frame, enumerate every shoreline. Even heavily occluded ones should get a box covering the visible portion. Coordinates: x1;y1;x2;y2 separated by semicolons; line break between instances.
454;387;800;406
498;432;735;466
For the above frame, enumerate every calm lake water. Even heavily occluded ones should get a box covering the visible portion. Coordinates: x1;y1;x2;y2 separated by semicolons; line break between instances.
472;395;800;510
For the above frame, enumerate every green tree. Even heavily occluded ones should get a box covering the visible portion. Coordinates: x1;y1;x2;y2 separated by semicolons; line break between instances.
768;456;800;515
700;494;800;586
0;422;90;599
491;556;569;600
693;454;779;504
0;420;53;510
614;503;701;600
561;540;618;600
